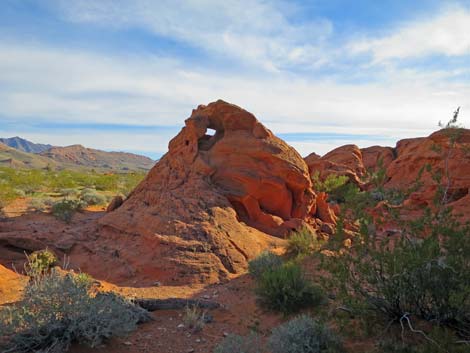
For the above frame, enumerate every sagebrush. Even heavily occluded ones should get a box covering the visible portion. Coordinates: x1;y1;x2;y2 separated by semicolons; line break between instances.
268;315;343;353
0;269;150;353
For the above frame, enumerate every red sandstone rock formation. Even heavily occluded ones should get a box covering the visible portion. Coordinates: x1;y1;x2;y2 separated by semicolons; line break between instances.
307;128;470;221
385;129;470;214
361;146;395;172
305;144;365;187
99;100;319;284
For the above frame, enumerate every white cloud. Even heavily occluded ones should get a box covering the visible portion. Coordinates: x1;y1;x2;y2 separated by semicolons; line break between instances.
350;6;470;62
52;0;333;71
1;41;469;157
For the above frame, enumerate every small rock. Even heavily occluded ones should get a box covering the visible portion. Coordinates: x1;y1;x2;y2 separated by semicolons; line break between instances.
123;341;132;346
177;324;185;329
223;332;229;337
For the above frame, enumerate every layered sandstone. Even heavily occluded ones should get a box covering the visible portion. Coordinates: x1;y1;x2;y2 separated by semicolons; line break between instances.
99;100;319;284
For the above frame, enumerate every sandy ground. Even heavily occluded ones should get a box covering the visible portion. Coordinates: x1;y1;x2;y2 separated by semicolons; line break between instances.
0;199;375;353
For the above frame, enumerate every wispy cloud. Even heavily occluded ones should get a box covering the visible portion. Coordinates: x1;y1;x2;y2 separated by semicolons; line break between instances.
1;40;468;156
53;0;333;72
1;1;470;157
349;5;470;63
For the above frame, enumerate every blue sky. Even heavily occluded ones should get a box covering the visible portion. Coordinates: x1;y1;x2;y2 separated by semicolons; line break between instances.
0;0;469;158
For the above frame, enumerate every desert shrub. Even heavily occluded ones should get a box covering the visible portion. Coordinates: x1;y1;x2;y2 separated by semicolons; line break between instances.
312;172;348;194
286;228;321;258
311;172;359;204
80;188;107;206
182;305;207;332
248;251;283;279
0;182;23;209
213;333;264;353
72;272;94;287
25;249;57;277
59;188;79;197
255;263;326;314
28;197;54;212
323;203;470;341
51;199;85;223
375;332;469;353
268;315;343;353
0;269;150;353
0;167;145;203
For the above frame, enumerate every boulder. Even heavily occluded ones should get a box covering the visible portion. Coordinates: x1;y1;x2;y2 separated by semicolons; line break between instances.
361;146;395;172
305;145;365;188
106;195;124;212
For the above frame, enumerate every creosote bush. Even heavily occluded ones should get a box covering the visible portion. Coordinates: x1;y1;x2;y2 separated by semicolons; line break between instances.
255;263;326;315
248;251;283;279
213;333;263;353
0;268;150;353
311;172;358;204
321;113;470;347
268;315;344;353
286;227;321;258
51;199;85;223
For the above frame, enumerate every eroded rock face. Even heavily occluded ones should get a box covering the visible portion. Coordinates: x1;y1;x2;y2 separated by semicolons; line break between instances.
99;100;316;284
307;128;470;223
305;145;365;187
385;129;470;214
361;146;395;172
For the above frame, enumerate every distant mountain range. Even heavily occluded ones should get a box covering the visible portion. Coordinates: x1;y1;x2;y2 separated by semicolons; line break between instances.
0;136;52;153
0;136;155;172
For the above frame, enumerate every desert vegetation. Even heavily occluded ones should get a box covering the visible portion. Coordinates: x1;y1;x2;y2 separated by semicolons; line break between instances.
0;254;150;353
0;166;145;218
1;104;469;353
310;117;470;351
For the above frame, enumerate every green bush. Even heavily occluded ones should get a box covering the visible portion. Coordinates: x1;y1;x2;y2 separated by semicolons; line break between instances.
80;188;107;206
0;269;150;353
248;251;283;279
213;333;263;353
51;199;85;223
268;315;343;353
323;206;470;340
28;197;54;212
255;263;326;314
312;172;349;194
286;228;321;258
25;249;57;277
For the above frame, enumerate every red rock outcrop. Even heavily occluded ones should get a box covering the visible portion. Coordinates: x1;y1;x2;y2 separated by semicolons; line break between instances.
99;100;318;284
0;264;27;304
361;146;395;172
308;128;470;222
385;129;470;214
305;144;365;187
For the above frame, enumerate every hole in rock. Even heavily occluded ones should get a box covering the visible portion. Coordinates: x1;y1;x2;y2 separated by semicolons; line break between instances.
198;127;224;151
